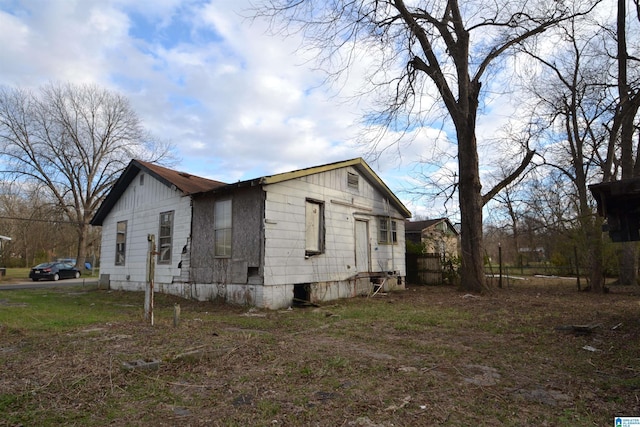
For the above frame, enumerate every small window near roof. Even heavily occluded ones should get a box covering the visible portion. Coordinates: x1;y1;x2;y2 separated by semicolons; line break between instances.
139;174;144;185
347;172;359;190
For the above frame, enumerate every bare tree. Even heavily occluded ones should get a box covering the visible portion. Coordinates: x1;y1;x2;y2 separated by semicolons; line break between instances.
0;183;51;266
0;82;175;270
487;177;527;263
518;15;612;291
606;0;640;285
256;0;599;292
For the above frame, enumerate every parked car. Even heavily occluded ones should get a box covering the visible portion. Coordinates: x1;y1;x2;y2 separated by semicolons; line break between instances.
56;258;92;270
29;262;81;281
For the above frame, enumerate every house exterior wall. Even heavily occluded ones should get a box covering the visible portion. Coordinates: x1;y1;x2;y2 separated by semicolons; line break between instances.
260;166;406;308
97;164;407;310
99;171;192;293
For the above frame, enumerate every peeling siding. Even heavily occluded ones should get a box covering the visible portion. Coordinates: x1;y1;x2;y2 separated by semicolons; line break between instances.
98;162;407;310
262;166;406;288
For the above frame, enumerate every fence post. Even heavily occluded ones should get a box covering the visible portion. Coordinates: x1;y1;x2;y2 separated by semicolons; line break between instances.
145;234;156;326
498;243;503;289
574;246;581;291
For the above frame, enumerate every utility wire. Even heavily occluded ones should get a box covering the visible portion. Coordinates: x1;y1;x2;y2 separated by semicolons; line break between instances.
0;215;84;225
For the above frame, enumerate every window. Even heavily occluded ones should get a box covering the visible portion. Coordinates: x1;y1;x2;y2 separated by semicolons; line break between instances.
115;221;127;265
158;211;174;264
378;217;398;244
305;199;324;255
347;172;359;190
139;174;144;186
214;199;232;257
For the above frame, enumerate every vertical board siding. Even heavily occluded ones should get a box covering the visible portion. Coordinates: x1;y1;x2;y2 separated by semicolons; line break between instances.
99;171;192;285
405;253;443;285
190;187;264;285
263;166;406;287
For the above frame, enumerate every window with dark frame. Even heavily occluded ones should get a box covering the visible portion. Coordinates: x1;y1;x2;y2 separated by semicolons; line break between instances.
214;199;232;257
158;211;174;264
305;199;325;255
115;221;127;265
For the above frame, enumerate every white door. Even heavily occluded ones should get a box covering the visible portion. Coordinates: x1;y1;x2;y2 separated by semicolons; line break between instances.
355;220;370;273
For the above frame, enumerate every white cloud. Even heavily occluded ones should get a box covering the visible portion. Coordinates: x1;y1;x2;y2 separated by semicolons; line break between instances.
0;0;547;220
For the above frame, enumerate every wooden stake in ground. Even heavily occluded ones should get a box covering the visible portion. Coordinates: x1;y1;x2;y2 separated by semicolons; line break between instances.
173;303;181;327
145;234;156;326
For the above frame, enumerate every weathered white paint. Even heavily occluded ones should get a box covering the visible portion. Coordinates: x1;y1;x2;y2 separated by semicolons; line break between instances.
262;166;406;308
99;171;192;293
100;164;407;310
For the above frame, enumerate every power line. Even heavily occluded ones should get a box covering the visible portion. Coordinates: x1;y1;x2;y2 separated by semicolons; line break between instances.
0;215;84;225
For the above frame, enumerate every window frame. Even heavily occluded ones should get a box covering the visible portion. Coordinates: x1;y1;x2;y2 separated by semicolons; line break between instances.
115;220;127;266
347;172;359;191
158;210;174;264
214;199;232;258
378;217;398;244
305;198;325;256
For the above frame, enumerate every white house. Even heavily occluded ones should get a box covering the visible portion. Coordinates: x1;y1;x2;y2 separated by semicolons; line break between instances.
90;158;412;309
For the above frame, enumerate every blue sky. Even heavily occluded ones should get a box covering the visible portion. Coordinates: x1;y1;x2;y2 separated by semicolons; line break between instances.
0;0;519;220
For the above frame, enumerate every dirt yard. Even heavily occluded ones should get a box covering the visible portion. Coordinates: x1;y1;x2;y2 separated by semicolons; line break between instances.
1;277;639;426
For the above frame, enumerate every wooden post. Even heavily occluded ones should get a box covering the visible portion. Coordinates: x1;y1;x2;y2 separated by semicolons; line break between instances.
145;234;156;326
498;243;503;289
574;245;581;291
173;303;181;327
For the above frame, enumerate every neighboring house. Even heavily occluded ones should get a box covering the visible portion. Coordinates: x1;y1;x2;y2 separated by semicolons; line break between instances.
90;158;412;309
405;218;459;258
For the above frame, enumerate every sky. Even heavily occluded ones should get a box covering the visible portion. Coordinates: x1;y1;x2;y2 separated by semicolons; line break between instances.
0;0;521;220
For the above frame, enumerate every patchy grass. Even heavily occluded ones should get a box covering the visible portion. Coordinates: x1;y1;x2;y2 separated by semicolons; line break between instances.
0;267;31;281
0;278;639;426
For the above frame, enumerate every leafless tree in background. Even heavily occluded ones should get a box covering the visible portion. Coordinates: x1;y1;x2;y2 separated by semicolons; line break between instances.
256;0;599;292
0;82;175;270
608;0;640;285
518;16;612;291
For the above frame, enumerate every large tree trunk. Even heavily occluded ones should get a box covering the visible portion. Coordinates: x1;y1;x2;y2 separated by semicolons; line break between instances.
457;122;485;293
75;221;89;272
616;0;639;287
